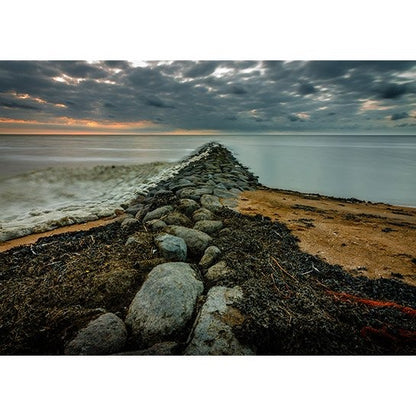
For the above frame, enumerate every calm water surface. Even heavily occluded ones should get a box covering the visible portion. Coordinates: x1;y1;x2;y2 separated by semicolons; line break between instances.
1;134;415;206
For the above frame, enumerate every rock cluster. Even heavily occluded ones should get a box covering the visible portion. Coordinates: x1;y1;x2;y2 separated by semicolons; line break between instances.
64;143;259;355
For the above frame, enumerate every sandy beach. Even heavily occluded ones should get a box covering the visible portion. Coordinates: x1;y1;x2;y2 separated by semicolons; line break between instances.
238;189;416;285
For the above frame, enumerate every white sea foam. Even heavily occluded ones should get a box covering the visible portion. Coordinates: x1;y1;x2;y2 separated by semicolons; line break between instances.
0;144;217;242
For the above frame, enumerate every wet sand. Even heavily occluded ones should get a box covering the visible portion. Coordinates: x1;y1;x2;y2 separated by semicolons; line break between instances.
238;189;416;286
0;216;122;253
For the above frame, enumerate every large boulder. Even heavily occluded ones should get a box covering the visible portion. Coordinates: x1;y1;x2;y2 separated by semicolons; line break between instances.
164;225;212;256
155;233;187;261
185;286;253;355
65;313;127;355
125;262;203;346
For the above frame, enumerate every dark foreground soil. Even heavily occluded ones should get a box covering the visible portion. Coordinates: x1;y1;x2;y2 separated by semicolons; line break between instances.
1;194;416;355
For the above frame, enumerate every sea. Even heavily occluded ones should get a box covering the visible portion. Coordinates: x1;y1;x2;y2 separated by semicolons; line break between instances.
1;134;415;242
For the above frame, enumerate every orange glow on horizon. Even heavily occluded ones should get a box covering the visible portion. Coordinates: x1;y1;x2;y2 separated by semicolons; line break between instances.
0;117;220;135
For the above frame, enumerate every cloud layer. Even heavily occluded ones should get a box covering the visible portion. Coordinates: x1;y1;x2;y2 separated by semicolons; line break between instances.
0;60;415;133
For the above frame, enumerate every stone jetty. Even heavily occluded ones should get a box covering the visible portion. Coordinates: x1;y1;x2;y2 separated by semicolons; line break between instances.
65;142;260;355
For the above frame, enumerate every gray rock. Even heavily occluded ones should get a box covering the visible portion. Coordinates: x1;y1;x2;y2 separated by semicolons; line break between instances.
169;178;195;192
154;189;174;198
176;187;214;201
213;188;241;199
125;204;143;216
185;286;253;355
178;199;200;216
205;261;234;282
143;205;173;222
199;246;221;269
164;225;212;256
125;262;204;346
194;220;223;235
192;208;214;222
176;188;199;201
120;217;139;231
200;194;223;212
162;212;192;227
155;233;187;261
115;342;179;355
65;313;127;355
146;219;167;232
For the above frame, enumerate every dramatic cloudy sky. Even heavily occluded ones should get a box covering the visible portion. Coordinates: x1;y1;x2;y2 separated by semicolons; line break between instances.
0;60;415;134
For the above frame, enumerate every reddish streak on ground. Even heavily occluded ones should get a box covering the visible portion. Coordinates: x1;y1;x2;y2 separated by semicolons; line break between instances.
326;290;416;318
360;326;416;343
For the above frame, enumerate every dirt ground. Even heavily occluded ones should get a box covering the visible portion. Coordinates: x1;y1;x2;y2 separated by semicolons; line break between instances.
238;188;416;285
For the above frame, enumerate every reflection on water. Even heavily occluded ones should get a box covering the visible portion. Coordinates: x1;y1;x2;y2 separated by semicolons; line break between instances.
0;134;415;206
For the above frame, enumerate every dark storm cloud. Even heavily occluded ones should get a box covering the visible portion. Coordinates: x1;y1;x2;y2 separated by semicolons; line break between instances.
1;101;38;110
144;97;175;109
390;112;409;120
288;114;303;122
379;83;407;99
229;85;247;95
183;61;219;78
298;83;316;95
1;60;416;133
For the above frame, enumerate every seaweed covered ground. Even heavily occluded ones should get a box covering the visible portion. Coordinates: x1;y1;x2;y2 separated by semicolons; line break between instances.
1;198;416;354
1;143;416;355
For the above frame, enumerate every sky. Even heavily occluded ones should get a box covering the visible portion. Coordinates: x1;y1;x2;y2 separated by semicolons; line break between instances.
0;60;415;135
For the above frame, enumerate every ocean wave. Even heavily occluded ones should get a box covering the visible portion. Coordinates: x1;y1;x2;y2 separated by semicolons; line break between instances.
0;162;172;242
0;144;218;242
